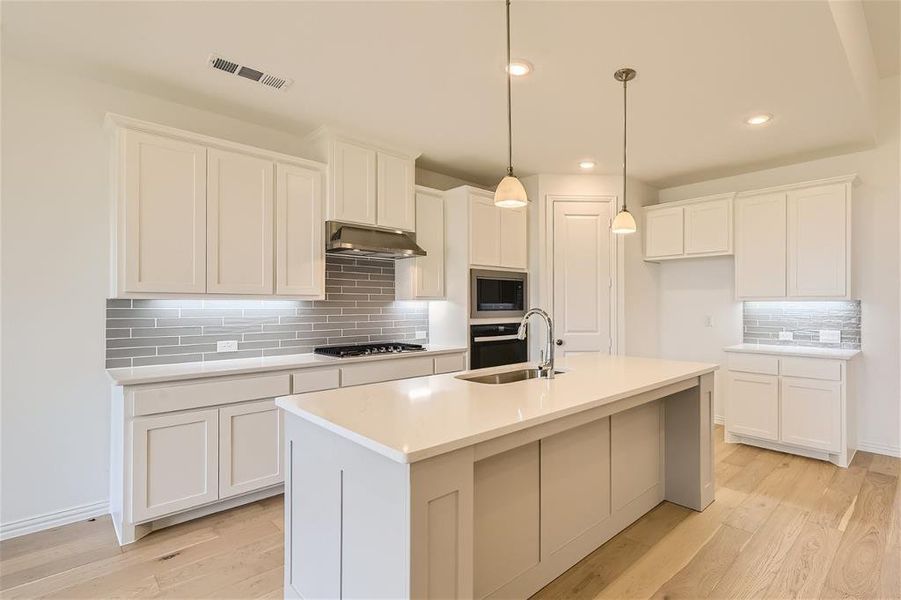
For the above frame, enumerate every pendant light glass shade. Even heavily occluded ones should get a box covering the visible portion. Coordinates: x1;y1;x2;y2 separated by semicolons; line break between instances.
494;175;528;208
495;0;528;208
611;208;637;234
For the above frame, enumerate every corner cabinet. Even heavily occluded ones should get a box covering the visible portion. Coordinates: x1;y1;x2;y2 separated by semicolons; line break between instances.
305;128;418;232
643;194;733;261
109;114;326;299
735;177;852;299
396;187;445;299
469;190;527;270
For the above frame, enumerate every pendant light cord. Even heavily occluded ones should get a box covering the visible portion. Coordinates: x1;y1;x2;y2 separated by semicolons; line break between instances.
622;75;627;212
506;0;513;176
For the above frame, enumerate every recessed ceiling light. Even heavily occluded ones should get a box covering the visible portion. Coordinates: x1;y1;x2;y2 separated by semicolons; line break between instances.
506;60;533;77
746;114;772;126
578;160;596;170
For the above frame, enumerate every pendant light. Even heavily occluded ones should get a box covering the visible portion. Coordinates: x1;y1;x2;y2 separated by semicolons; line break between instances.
611;67;637;234
494;0;528;208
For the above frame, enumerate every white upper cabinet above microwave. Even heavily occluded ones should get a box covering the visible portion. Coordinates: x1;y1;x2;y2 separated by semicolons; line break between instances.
468;190;527;270
734;176;853;300
643;194;733;261
109;114;326;299
305;128;418;232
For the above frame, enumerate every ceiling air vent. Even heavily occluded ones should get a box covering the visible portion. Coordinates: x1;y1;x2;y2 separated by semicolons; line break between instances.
208;54;293;91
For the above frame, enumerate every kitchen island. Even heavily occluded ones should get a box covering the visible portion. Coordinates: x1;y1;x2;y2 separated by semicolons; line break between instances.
276;353;717;599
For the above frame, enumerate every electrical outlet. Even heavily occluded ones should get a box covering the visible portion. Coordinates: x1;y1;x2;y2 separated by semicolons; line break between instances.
819;329;841;344
217;340;239;352
703;315;713;328
778;331;794;341
415;330;427;339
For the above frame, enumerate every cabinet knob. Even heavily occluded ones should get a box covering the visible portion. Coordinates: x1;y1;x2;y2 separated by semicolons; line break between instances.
555;339;564;346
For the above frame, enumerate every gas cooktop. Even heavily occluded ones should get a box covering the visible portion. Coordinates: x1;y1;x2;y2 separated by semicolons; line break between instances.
314;342;425;358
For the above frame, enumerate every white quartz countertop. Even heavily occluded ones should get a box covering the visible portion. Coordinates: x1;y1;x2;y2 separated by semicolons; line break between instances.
276;353;717;464
106;345;468;386
723;343;861;360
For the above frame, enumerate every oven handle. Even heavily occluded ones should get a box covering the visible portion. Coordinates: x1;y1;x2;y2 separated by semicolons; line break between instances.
473;334;522;343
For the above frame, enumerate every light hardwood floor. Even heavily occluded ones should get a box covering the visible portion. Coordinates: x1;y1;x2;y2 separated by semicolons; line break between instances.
1;427;898;599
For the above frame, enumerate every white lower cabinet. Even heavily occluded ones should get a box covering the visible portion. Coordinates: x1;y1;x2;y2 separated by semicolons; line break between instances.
780;377;841;452
219;400;284;499
132;409;219;522
725;351;853;466
726;372;779;441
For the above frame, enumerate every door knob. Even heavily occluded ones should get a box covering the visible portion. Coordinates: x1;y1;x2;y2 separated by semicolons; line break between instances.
555;339;564;346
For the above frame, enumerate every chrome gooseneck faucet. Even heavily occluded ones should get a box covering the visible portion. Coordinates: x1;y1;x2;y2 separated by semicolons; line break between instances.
517;308;555;379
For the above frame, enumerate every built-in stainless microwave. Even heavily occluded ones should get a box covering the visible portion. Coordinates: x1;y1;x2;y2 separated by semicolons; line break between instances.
470;269;527;319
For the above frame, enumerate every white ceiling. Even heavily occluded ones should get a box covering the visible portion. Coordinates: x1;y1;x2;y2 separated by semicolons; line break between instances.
2;1;895;187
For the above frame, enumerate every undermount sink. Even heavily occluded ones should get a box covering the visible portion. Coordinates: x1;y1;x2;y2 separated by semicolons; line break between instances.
457;368;565;385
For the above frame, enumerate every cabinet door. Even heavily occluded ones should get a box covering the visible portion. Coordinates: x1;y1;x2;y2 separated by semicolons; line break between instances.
470;195;501;266
500;205;528;269
685;198;732;255
376;151;416;231
122;130;207;293
735;193;787;298
219;400;284;498
132;409;218;522
787;184;848;297
726;371;779;441
780;377;841;452
644;206;684;258
207;149;274;294
412;189;445;298
329;140;377;226
276;163;324;297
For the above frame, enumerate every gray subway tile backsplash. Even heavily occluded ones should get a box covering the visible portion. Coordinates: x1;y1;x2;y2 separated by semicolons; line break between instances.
105;256;429;368
742;300;861;349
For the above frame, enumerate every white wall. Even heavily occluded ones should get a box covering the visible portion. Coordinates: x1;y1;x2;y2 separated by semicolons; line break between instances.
657;76;900;455
0;56;466;532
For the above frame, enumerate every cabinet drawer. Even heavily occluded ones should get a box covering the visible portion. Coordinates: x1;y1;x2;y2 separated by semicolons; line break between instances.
133;374;291;416
780;357;842;381
434;353;466;375
727;353;779;376
291;368;340;394
341;356;434;387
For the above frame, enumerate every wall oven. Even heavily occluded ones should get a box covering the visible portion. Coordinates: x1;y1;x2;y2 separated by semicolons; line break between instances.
470;323;528;370
470;269;527;319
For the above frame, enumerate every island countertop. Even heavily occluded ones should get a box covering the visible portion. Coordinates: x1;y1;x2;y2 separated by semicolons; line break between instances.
275;353;717;464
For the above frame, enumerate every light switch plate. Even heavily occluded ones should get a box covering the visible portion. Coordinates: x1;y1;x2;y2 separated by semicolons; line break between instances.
217;340;239;352
819;329;841;344
778;331;794;341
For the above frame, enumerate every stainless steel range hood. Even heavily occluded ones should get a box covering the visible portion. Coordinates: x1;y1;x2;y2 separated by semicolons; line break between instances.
325;221;426;260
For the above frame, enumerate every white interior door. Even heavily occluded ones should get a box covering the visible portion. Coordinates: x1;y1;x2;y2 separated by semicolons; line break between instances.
552;200;613;355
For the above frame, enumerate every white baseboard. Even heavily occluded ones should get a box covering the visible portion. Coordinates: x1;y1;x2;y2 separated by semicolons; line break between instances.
0;500;109;541
857;439;901;458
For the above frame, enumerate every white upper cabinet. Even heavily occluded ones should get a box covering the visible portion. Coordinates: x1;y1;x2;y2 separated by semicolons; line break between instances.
329;139;377;226
110;115;327;299
787;183;849;298
396;187;445;300
684;196;732;255
470;193;502;267
734;177;853;300
735;192;787;298
120;129;207;294
376;151;416;231
276;163;325;297
499;206;528;270
643;194;733;261
644;206;684;259
306;128;419;232
207;149;275;295
469;190;527;270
